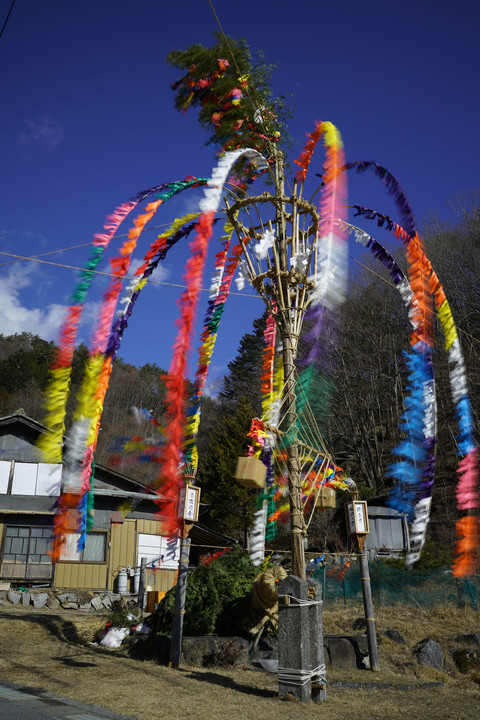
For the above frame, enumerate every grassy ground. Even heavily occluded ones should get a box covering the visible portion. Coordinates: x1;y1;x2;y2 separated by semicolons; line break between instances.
0;602;478;719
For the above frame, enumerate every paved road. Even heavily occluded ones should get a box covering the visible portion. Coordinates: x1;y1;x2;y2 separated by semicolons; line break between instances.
0;682;137;720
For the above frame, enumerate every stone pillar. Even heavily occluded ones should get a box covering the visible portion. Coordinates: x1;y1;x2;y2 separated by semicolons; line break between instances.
277;575;311;703
308;579;326;702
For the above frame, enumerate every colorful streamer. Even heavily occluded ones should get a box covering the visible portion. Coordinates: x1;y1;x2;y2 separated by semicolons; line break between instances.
157;148;268;536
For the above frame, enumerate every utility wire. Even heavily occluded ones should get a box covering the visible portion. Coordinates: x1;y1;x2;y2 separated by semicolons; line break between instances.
0;249;260;299
0;0;16;40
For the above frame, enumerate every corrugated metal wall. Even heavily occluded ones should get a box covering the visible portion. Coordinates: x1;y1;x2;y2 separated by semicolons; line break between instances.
54;561;108;591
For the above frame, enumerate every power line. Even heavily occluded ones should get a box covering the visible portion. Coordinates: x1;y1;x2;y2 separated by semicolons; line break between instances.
0;0;16;40
0;249;260;299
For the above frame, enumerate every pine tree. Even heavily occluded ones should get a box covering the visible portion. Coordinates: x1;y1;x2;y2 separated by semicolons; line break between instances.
197;396;258;543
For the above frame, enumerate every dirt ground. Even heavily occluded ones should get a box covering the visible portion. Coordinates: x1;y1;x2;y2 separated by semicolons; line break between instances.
0;602;478;720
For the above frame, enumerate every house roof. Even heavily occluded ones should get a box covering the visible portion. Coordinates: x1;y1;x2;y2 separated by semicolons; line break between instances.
0;412;237;547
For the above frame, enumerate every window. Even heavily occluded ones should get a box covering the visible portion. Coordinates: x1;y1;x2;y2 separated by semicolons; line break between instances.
1;526;52;579
59;532;107;562
137;533;180;569
0;461;62;496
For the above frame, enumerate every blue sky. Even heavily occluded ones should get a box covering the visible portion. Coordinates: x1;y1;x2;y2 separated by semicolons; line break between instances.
1;0;479;393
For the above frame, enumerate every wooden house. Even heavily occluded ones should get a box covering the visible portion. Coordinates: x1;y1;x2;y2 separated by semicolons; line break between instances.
0;412;233;593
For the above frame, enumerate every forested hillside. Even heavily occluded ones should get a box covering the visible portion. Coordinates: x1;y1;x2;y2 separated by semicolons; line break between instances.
0;197;478;557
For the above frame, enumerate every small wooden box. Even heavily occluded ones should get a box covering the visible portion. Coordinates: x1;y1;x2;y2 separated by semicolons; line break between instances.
146;590;166;613
235;456;267;489
315;486;336;509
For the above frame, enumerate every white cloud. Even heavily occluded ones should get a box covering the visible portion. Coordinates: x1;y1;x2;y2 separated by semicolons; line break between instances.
18;117;64;147
128;258;170;287
0;263;66;340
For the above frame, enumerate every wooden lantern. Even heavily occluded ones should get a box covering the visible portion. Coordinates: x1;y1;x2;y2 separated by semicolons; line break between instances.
178;484;201;522
345;500;370;550
235;456;267;489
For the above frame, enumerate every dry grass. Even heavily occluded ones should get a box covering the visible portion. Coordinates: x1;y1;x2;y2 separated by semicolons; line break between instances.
0;603;478;719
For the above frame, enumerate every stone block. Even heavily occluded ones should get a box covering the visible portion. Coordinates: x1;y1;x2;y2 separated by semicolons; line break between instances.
47;596;60;610
413;638;445;671
325;637;357;669
385;629;406;645
181;636;249;667
56;592;78;604
7;591;22;605
91;596;105;611
21;592;31;607
79;602;93;611
102;595;112;610
61;601;78;610
33;593;49;609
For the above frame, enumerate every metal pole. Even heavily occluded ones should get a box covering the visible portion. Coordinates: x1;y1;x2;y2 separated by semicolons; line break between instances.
137;556;147;615
359;551;380;672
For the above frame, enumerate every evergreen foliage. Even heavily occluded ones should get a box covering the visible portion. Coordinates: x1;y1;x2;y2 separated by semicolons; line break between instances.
150;547;256;636
197;397;259;541
167;32;291;182
219;313;266;412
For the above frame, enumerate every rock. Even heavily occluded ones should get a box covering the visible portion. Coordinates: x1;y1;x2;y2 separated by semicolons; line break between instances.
79;602;93;611
21;591;31;607
102;595;112;610
47;596;60;610
413;638;445;671
251;636;278;662
57;592;78;604
453;648;480;674
325;637;357;669
455;633;480;646
91;596;105;612
7;591;22;605
61;601;78;610
385;629;406;645
182;636;249;667
352;617;367;630
33;593;49;609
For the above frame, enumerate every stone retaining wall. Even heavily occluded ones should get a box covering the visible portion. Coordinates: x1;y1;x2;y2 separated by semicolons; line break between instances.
0;588;136;612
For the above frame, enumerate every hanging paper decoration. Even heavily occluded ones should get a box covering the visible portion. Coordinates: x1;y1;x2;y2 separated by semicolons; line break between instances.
348;207;478;575
48;180;206;560
345;161;417;240
183;219;244;471
157;148;268;536
38;184;175;466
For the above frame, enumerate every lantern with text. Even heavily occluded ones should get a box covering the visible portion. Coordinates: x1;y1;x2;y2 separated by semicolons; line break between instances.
345;500;370;550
